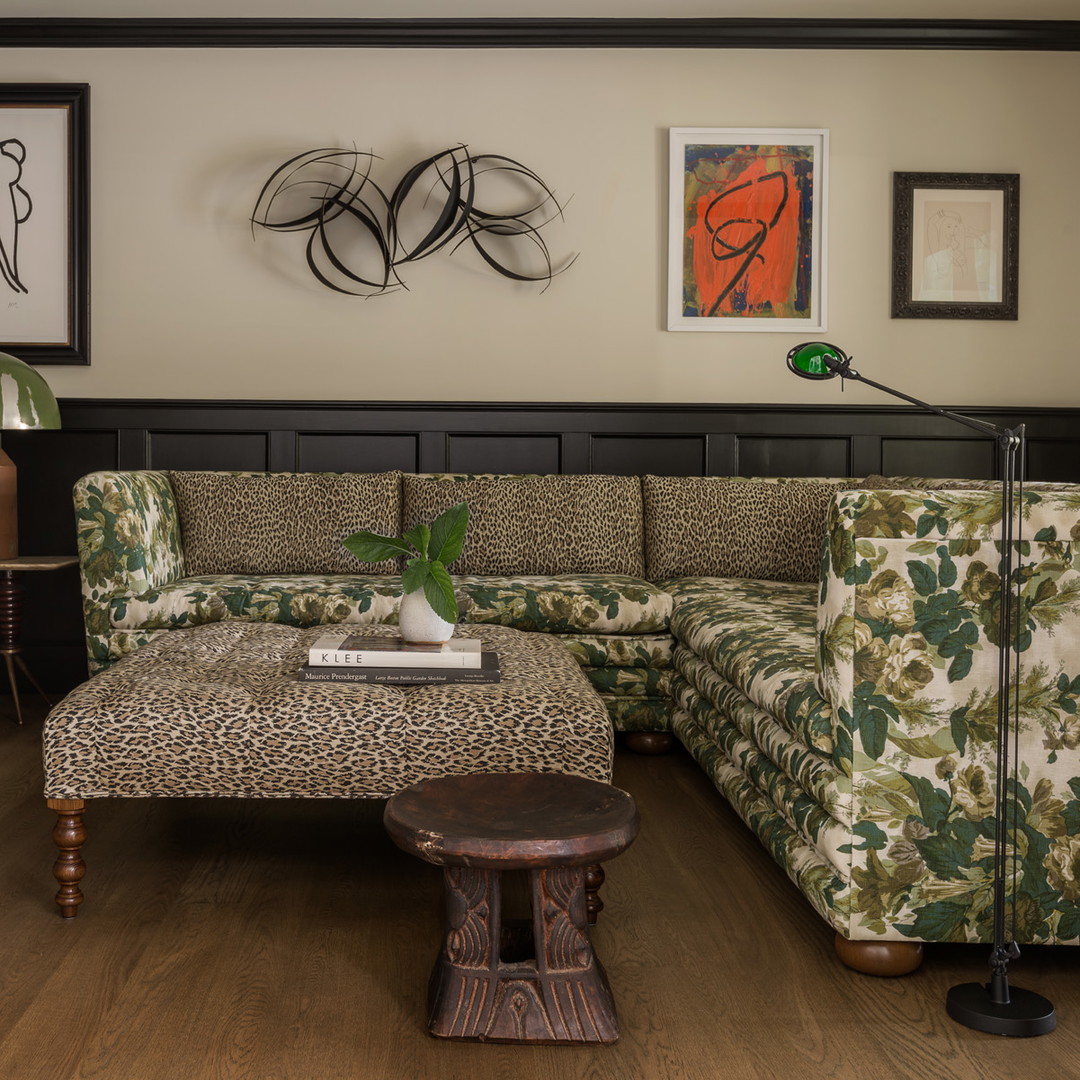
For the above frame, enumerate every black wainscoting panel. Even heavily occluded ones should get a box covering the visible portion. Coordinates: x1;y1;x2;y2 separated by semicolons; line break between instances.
1026;439;1080;483
5;428;119;556
881;437;996;480
590;435;707;476
148;431;270;471
736;436;850;478
11;397;1080;697
297;433;420;473
446;434;561;475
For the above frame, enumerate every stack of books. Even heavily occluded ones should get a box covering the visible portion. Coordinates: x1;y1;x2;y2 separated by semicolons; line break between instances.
296;633;501;685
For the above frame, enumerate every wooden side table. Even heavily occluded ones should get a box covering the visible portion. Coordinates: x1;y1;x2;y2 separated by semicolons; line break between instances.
0;556;79;725
384;771;639;1044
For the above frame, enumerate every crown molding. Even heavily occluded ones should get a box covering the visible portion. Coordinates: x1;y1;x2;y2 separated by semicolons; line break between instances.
2;18;1079;50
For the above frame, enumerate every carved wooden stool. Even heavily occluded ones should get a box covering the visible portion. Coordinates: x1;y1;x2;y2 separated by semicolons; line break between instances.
384;771;639;1045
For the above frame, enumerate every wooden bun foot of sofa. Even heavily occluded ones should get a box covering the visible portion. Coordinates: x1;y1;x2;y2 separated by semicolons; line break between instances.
834;934;923;976
624;731;674;755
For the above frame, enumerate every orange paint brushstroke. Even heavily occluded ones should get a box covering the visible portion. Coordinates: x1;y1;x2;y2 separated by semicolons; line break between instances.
686;150;802;318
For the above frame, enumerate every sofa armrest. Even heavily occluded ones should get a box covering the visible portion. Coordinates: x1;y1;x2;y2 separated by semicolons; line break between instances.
816;485;1080;941
74;471;186;635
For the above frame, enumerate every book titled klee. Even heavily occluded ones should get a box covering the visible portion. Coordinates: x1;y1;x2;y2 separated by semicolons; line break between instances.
297;651;501;685
307;633;483;669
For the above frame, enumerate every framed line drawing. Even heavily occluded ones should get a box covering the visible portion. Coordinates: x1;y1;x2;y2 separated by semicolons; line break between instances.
668;127;828;332
892;172;1019;321
0;84;90;364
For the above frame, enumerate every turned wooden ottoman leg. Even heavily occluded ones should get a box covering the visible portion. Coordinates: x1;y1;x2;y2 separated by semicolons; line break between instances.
47;798;86;919
624;731;674;754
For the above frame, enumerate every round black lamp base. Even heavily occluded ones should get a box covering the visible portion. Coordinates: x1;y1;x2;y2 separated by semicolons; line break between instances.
947;982;1056;1037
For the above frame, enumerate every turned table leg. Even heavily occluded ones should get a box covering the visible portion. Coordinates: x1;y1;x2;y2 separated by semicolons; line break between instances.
48;798;86;919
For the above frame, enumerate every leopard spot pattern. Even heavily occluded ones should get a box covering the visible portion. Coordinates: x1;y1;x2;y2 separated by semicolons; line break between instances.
170;470;403;576
44;622;614;800
643;475;838;583
402;473;644;577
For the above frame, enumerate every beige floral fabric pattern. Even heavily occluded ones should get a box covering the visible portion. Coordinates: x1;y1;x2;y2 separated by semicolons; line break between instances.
668;578;835;757
455;574;671;635
602;695;672;732
75;470;185;603
403;473;645;577
555;632;674;670
45;623;613;800
643;476;837;582
673;699;847;930
814;485;1080;944
171;470;402;575
107;574;403;630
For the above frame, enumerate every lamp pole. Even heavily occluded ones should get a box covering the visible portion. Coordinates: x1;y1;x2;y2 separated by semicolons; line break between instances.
787;342;1055;1038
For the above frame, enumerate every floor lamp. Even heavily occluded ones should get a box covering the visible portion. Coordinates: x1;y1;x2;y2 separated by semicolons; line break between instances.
786;341;1056;1038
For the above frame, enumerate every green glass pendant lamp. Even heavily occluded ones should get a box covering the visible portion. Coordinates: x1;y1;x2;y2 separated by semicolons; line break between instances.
0;351;61;559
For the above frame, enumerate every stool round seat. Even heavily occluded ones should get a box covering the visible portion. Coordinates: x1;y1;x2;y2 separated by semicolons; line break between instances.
384;771;639;870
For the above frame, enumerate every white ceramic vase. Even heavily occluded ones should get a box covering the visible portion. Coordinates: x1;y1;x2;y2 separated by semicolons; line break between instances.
397;588;455;645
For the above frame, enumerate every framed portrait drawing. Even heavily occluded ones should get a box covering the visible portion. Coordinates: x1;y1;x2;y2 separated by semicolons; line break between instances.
668;127;828;332
0;83;90;364
892;172;1019;321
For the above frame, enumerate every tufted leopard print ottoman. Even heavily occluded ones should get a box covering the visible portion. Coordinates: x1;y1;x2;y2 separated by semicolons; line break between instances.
42;621;613;919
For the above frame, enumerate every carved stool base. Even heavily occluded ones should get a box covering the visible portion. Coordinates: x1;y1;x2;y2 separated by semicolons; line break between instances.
428;864;619;1043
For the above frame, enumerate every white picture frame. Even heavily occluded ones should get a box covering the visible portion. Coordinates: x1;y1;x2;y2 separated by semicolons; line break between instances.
667;127;828;333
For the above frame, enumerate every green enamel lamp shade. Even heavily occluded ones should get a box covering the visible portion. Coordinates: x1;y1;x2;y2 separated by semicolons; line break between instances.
785;341;848;381
0;351;61;429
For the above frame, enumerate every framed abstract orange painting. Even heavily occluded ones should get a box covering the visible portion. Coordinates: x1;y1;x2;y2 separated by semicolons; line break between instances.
668;128;828;332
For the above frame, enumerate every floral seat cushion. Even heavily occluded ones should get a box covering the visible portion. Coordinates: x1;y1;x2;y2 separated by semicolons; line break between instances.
107;574;404;630
664;576;834;756
456;574;671;635
107;572;671;638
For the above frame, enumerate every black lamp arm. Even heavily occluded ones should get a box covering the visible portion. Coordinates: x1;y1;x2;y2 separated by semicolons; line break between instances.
823;354;1020;446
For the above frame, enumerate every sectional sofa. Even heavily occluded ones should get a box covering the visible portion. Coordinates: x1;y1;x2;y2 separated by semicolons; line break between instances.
72;469;1080;974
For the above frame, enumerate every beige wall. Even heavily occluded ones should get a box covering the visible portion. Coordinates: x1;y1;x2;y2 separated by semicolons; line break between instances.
1;45;1077;407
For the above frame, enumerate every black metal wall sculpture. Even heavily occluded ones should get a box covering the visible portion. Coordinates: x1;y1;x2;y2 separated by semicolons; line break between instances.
251;145;575;297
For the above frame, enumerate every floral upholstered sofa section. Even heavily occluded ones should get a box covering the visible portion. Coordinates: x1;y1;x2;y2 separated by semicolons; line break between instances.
663;478;1080;971
73;470;674;734
72;468;1080;973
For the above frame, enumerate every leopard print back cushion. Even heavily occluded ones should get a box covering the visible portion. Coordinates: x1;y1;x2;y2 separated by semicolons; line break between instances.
170;471;403;575
643;476;837;582
402;474;645;577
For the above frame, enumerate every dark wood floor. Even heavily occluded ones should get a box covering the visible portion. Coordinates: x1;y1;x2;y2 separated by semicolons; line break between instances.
2;698;1077;1080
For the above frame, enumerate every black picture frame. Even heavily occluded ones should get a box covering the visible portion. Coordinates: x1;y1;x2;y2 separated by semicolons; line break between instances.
0;83;90;364
892;171;1018;321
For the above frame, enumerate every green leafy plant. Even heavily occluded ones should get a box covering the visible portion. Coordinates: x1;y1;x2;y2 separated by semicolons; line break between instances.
342;502;469;623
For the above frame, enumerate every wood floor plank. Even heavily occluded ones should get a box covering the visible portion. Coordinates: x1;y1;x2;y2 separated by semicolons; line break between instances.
1;704;1077;1079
